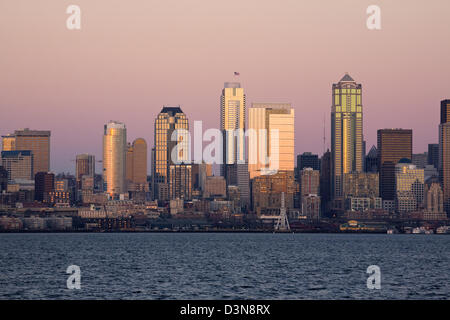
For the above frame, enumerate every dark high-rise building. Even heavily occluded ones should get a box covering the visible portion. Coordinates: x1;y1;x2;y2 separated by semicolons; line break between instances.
439;99;450;215
320;150;331;216
428;143;439;169
35;172;55;201
365;145;378;173
152;106;189;201
75;154;95;190
296;152;320;172
0;166;7;192
377;129;412;201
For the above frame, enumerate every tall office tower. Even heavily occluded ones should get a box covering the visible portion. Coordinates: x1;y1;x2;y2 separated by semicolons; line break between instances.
331;74;364;209
377;129;412;201
168;164;192;200
296;152;320;179
439;99;450;215
103;121;127;198
299;168;320;211
428;144;439;169
2;129;50;176
0;166;7;192
248;103;295;179
75;154;95;190
1;150;33;182
320;150;331;215
365;145;378;173
35;172;55;202
395;160;424;212
152;106;189;200
126;138;148;190
220;82;246;181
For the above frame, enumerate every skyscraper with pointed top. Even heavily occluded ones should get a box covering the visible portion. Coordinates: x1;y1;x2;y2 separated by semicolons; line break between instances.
331;74;364;209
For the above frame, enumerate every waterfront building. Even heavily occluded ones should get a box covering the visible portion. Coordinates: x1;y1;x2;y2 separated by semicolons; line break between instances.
302;194;321;219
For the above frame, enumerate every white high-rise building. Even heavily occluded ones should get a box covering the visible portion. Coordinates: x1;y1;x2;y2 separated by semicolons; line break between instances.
220;82;246;172
248;103;295;179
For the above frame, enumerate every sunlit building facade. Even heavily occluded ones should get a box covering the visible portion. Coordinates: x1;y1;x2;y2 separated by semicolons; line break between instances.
439;99;450;215
103;121;127;198
395;161;424;212
331;74;364;207
248;103;295;179
2;129;51;177
126;138;148;192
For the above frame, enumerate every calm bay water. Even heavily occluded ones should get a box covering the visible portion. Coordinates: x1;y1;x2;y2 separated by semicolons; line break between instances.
0;233;448;300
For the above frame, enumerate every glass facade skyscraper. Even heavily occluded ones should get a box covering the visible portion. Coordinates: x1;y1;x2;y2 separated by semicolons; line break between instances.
152;106;189;200
103;121;127;198
331;74;364;207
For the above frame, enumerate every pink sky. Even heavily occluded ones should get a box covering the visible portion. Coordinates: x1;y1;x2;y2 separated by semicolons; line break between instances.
1;0;449;173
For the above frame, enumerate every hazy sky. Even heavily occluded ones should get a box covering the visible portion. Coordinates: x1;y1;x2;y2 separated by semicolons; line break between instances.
1;0;449;173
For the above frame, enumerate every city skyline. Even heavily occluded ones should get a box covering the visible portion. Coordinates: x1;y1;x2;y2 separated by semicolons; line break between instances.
1;1;450;173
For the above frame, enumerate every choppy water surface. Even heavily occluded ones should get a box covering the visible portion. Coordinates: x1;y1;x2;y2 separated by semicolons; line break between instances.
0;233;448;299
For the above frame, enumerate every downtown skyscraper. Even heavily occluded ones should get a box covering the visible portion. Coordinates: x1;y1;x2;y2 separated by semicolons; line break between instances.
377;129;412;202
2;129;51;177
331;74;364;208
248;103;295;179
220;82;246;182
152;106;190;201
126;138;148;191
103;121;127;198
439;99;450;215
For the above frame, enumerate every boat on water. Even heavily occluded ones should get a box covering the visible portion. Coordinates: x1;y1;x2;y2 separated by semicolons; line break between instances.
387;229;398;234
412;227;434;234
436;226;450;234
